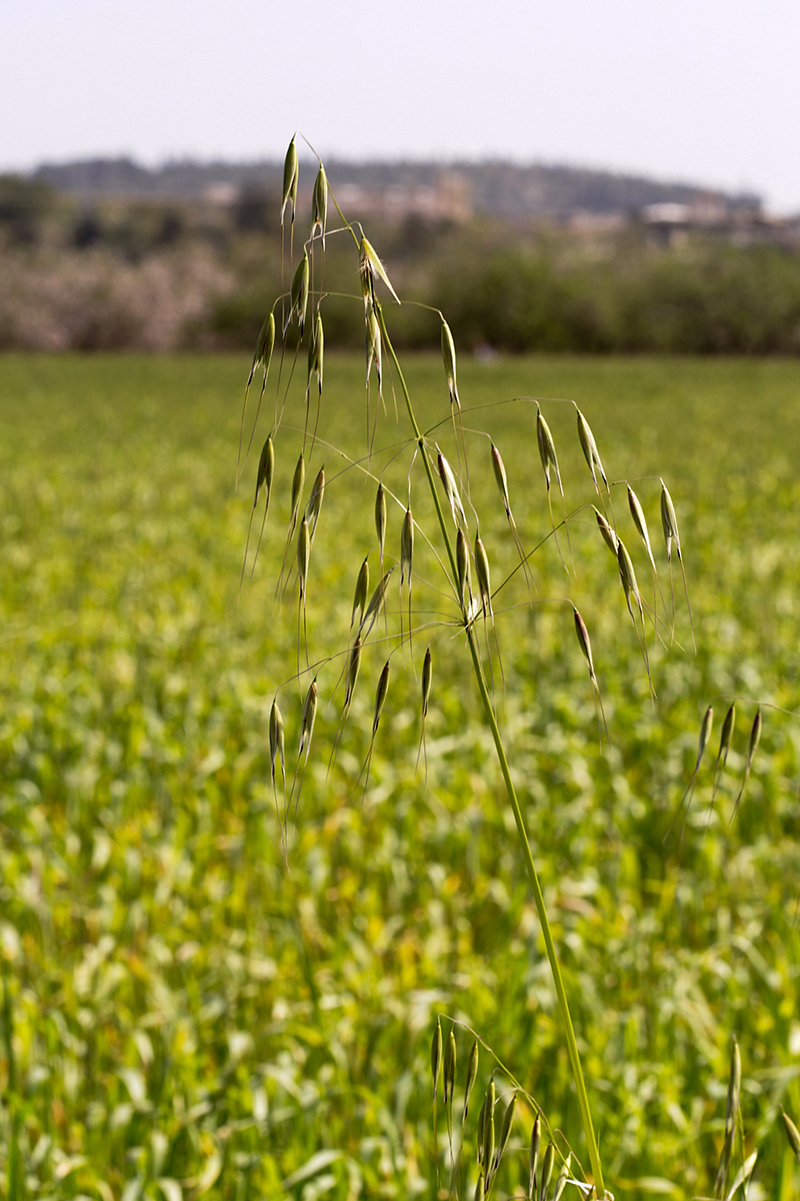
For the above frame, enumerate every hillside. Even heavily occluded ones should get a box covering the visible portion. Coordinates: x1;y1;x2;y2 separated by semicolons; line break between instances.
32;155;761;220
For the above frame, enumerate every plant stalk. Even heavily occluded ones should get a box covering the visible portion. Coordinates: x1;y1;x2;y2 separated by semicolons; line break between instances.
377;305;606;1198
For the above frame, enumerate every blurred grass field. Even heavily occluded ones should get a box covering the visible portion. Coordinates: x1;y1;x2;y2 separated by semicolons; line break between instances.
1;351;799;1200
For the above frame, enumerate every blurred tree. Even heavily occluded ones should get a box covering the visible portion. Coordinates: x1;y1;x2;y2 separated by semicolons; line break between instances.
234;185;280;234
0;175;56;243
72;207;103;249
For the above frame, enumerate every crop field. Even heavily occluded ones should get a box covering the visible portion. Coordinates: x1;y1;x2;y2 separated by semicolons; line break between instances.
1;351;800;1200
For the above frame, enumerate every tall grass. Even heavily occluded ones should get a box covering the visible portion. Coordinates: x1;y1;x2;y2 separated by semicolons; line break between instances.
1;351;800;1197
226;139;800;1199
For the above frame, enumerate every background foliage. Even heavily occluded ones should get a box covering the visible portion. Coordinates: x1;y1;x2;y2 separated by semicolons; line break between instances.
1;352;799;1199
4;171;800;355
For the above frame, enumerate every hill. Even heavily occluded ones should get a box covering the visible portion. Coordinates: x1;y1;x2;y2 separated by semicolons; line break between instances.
32;154;760;220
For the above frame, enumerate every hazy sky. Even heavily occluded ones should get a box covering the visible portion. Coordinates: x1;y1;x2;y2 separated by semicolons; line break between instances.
4;0;800;211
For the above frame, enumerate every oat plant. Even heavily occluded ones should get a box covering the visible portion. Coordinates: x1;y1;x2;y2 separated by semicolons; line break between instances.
238;136;703;1200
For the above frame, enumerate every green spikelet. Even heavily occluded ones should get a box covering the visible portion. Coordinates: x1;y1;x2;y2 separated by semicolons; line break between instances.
431;1018;443;1102
463;1040;479;1124
537;1143;554;1201
441;318;460;409
481;1081;495;1177
528;1113;541;1201
311;163;328;245
269;698;285;786
281;137;298;226
443;1027;456;1106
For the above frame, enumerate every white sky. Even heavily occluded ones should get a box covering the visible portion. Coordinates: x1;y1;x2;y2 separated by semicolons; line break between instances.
3;0;800;211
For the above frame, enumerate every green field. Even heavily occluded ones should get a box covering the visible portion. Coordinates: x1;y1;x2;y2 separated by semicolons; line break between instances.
1;352;799;1200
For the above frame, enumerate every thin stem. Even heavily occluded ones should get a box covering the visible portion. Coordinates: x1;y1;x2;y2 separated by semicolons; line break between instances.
464;636;604;1197
377;303;606;1199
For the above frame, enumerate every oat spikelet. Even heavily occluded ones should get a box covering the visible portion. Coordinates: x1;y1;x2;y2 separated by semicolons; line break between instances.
477;1089;488;1165
491;443;511;517
731;708;762;822
474;534;493;619
628;483;666;641
305;467;325;542
537;406;571;570
594;505;618;555
431;1019;443;1102
305;310;324;421
627;485;656;574
713;703;736;796
254;434;275;510
239;311;275;479
537;1143;554;1201
463;1041;479;1125
311;163;328;246
707;702;737;817
417;644;433;775
401;506;415;650
576;406;608;492
437;450;466;524
573;606;608;743
660;481;681;561
536;408;563;497
240;434;275;589
343;637;362;716
350;556;370;631
269;695;285;788
480;1082;495;1174
441;318;460;409
360;236;400;307
269;697;287;849
457;528;471;611
421;645;432;722
573;607;595;680
617;536;654;693
281;137;298;228
401;507;414;590
366;305;382;392
782;1112;800;1164
661;478;695;650
528;1114;541;1201
359;568;394;641
275;452;306;600
616;537;642;619
288;249;310;336
372;660;390;736
289;453;306;535
552;1154;571;1201
494;1093;516;1174
490;441;534;596
355;659;391;799
297;519;310;601
429;1017;443;1190
443;1027;457;1107
330;637;366;776
269;692;285;774
290;678;317;819
375;482;387;564
473;532;503;689
296;516;312;668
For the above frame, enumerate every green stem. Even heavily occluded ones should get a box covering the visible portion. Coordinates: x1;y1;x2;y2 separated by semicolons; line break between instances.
465;640;605;1197
377;305;606;1199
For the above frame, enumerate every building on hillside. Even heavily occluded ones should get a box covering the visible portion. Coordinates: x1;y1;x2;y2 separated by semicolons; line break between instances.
333;171;473;224
636;194;800;248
